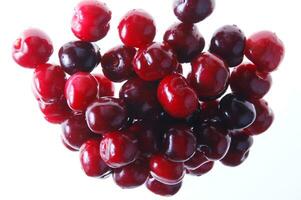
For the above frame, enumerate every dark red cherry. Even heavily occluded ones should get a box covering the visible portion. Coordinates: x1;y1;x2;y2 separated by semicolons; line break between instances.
118;9;156;48
93;74;115;97
157;73;198;118
12;28;53;68
184;150;209;170
61;114;99;151
163;125;197;162
173;0;215;23
119;77;162;119
101;45;136;82
149;154;184;185
71;0;111;42
230;63;272;99
209;25;246;67
245;31;285;73
61;135;77;151
65;72;98;112
146;176;182;196
58;41;101;75
86;97;128;134
244;99;274;136
133;43;178;81
79;138;111;177
221;132;253;167
219;93;256;130
33;64;66;103
188;52;229;100
113;158;149;188
187;161;214;176
164;22;205;63
100;131;139;168
200;100;219;120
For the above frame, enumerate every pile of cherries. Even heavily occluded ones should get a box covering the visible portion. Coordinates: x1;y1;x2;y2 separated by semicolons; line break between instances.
12;0;284;196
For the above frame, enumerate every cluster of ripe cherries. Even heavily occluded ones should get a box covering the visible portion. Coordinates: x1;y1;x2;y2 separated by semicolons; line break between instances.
12;0;284;196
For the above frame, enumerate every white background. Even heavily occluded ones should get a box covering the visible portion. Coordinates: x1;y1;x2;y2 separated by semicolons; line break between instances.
0;0;300;199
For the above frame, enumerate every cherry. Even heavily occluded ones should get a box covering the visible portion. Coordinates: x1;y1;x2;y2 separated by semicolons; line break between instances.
113;158;149;188
119;77;162;119
12;28;53;68
79;138;111;177
93;74;114;97
146;176;182;196
163;22;205;63
157;73;198;118
65;72;98;112
187;161;214;176
188;52;229;100
245;31;285;73
61;135;77;151
33;63;66;103
86;97;128;134
184;150;209;170
71;0;111;42
173;0;215;23
221;132;253;167
100;131;139;168
133;42;178;81
209;25;246;67
230;63;272;100
219;93;256;130
61;114;99;151
244;99;274;136
58;41;101;75
149;154;184;185
118;9;156;48
163;125;197;162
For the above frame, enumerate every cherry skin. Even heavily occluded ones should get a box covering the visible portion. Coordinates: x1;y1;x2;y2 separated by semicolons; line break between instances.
200;100;219;120
58;41;101;75
93;74;114;97
61;114;99;151
79;138;111;177
184;150;209;170
100;131;139;168
244;99;274;136
173;0;215;24
245;31;285;73
113;158;149;188
163;22;205;63
188;52;229;100
157;73;199;118
65;72;98;112
133;42;178;81
219;93;256;130
119;77;162;119
146;176;182;197
187;161;214;176
118;9;156;48
12;28;53;68
221;132;253;167
33;64;66;103
71;0;111;42
209;25;246;67
163;125;197;162
86;97;128;134
101;45;136;82
149;154;185;185
61;135;77;151
230;63;272;100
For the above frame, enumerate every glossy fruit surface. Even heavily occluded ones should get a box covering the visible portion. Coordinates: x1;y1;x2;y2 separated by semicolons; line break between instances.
93;74;115;97
184;150;209;170
146;176;182;196
187;161;214;176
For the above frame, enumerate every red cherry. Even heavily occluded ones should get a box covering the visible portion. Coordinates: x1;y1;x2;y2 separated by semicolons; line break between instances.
133;43;178;81
86;97;128;134
184;150;209;170
146;176;182;196
187;161;214;176
157;73;198;118
93;74;114;97
79;138;111;177
245;31;285;73
188;52;229;100
118;9;156;48
33;64;66;103
230;63;272;99
61;135;77;152
100;131;139;168
12;28;53;68
113;158;149;188
71;0;111;42
149;154;184;185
